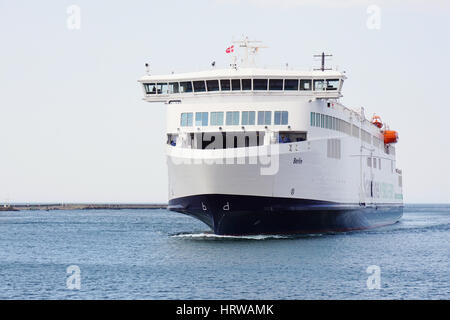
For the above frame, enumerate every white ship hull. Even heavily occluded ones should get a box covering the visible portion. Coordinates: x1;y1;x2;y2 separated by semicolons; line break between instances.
167;137;403;235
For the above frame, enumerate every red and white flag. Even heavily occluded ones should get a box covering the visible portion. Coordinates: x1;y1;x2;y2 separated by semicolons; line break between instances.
225;45;234;53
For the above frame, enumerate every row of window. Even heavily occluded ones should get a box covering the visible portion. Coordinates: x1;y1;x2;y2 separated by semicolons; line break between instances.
180;111;289;127
144;78;340;95
311;112;352;134
311;112;384;149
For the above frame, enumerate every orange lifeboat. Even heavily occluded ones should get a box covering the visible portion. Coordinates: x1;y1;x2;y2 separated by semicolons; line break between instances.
372;115;383;128
383;130;399;144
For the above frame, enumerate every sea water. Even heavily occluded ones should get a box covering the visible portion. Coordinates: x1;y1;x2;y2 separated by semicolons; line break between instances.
0;205;448;299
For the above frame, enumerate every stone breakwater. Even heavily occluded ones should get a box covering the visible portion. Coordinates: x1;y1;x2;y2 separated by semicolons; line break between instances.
0;203;167;211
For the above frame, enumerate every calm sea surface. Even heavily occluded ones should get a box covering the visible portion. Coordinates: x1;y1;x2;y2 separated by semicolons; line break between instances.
0;205;448;299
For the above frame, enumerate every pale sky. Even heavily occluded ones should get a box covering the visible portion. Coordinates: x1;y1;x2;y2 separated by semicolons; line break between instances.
0;0;449;203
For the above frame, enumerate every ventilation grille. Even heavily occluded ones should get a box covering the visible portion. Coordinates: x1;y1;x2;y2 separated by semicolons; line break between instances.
327;139;341;159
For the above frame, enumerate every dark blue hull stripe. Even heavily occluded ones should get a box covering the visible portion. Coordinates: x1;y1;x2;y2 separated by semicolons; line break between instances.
168;194;403;236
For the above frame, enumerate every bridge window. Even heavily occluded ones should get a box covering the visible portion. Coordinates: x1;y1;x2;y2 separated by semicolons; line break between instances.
311;112;316;126
144;83;156;94
231;79;241;91
193;80;206;92
226;111;240;125
326;79;339;91
169;82;179;94
206;80;219;92
258;111;272;125
284;79;299;91
242;79;252;90
314;79;326;91
300;80;312;90
195;112;208;126
253;79;268;90
210;112;224;126
269;79;283;90
156;83;169;94
220;79;231;91
242;111;255;125
180;113;193;127
180;81;193;93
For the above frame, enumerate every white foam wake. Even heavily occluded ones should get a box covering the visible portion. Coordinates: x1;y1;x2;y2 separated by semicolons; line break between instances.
170;232;313;240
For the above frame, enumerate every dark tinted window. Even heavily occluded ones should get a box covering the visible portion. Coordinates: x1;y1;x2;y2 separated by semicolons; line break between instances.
284;79;298;90
253;79;268;90
193;81;206;92
231;79;241;91
220;79;231;91
242;79;252;90
206;80;219;92
269;79;283;90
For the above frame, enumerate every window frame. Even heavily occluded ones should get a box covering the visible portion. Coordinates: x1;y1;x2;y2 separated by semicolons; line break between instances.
144;83;157;95
220;79;231;91
241;79;252;91
284;79;299;91
179;81;193;93
231;79;241;91
206;80;220;92
300;79;312;91
269;79;283;91
193;80;206;93
313;79;326;91
226;111;240;125
168;82;179;94
253;79;268;91
195;112;208;126
156;82;169;94
210;112;224;126
326;79;340;91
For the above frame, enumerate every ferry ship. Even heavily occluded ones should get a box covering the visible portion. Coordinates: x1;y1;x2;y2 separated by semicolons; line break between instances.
138;39;403;235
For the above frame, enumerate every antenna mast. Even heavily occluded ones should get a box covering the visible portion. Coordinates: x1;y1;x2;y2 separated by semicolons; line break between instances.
233;36;267;67
313;52;332;71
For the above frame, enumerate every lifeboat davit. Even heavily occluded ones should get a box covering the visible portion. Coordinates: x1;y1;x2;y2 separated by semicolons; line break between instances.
372;115;383;128
384;130;399;144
